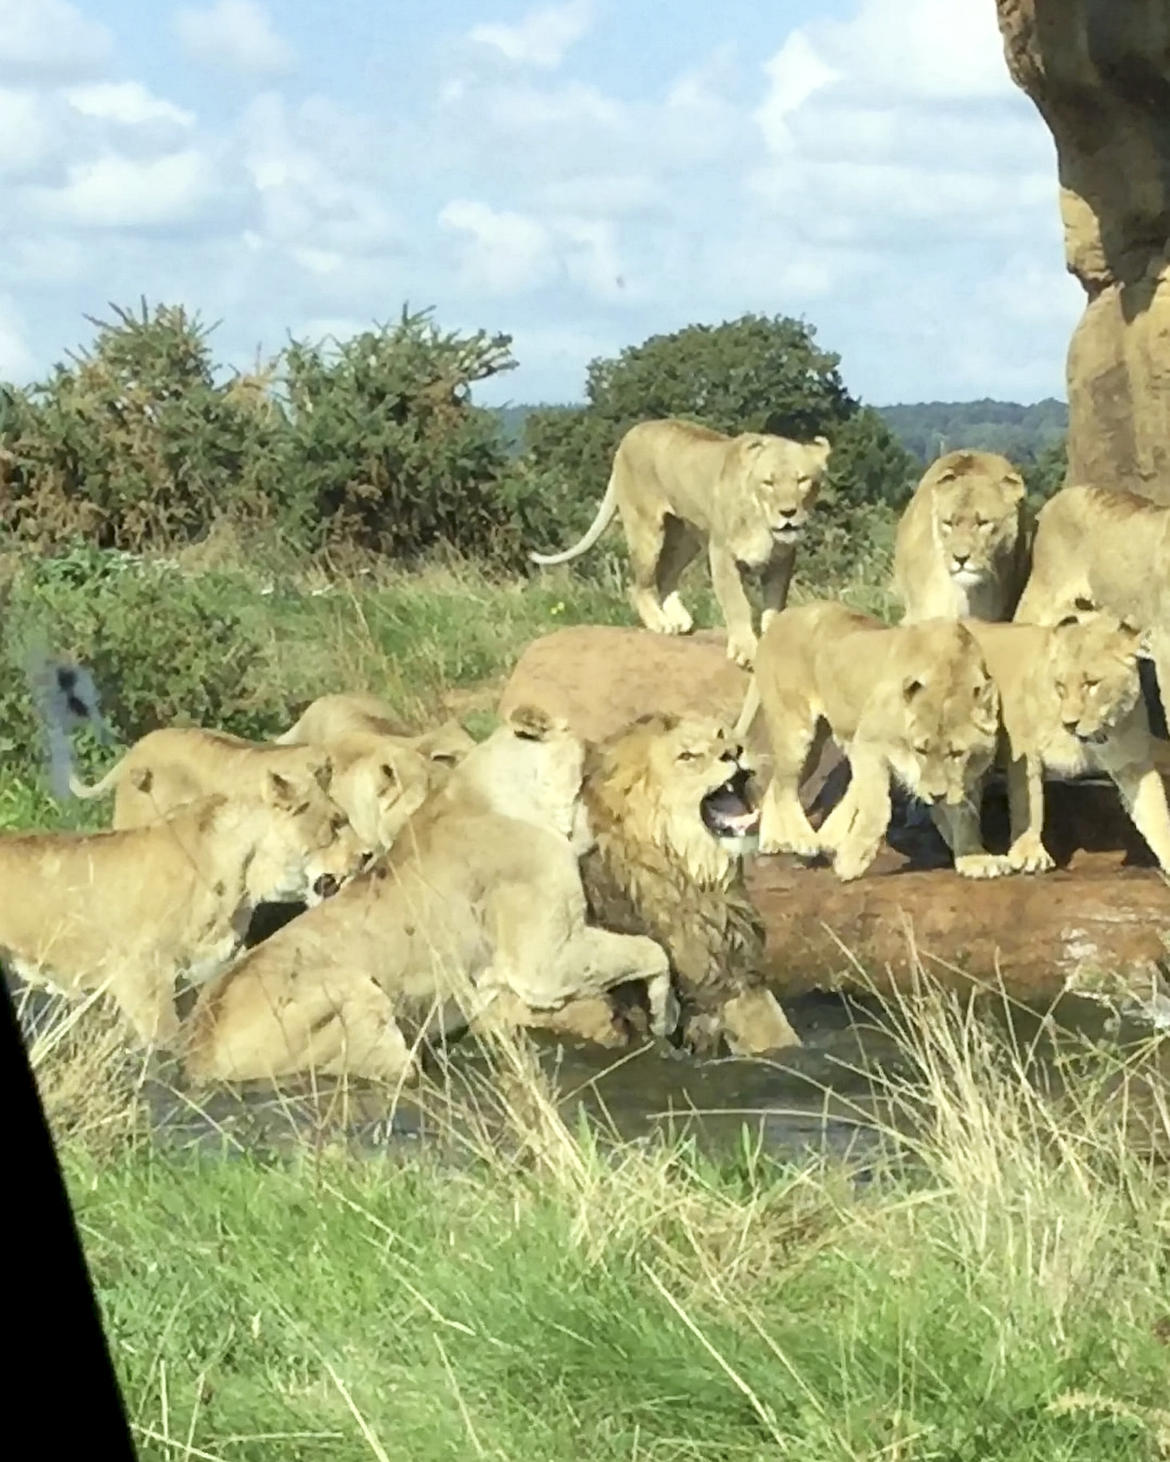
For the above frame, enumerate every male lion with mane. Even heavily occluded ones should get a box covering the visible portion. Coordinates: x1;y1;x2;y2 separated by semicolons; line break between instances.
181;706;675;1086
737;601;1000;881
0;770;369;1050
892;450;1030;624
529;418;832;668
573;712;801;1056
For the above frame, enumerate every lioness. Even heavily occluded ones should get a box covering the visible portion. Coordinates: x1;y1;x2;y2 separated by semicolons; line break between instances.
182;706;676;1086
1014;483;1170;732
574;713;801;1057
930;614;1170;876
892;450;1030;623
736;601;1000;881
0;771;369;1049
529;418;832;668
274;693;476;767
69;726;424;855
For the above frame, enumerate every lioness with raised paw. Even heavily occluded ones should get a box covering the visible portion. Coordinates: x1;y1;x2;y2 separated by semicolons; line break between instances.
0;770;369;1050
1014;483;1170;733
935;613;1170;876
735;602;1000;882
182;706;676;1087
892;450;1031;624
529;417;832;668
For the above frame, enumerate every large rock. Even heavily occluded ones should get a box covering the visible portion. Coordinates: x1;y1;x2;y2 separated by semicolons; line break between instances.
499;625;751;745
995;1;1170;499
500;628;1170;1012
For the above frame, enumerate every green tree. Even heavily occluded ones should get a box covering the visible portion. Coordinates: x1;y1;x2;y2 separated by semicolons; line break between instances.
521;313;916;547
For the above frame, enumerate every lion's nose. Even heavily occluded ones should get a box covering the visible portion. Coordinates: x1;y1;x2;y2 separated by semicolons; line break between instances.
313;873;340;899
952;553;969;568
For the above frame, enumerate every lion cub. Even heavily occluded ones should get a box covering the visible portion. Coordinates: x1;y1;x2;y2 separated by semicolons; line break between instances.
736;601;1000;881
937;614;1170;875
892;450;1030;624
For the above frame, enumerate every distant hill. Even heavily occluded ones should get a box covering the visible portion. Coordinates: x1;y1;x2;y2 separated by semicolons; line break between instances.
875;398;1068;464
487;397;1069;465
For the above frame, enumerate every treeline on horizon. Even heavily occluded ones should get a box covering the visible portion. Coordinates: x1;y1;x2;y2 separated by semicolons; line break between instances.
492;396;1070;469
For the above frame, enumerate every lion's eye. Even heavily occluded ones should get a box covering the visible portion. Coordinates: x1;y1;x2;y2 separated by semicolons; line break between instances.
677;750;699;762
913;743;930;756
947;749;964;760
1054;682;1066;696
1084;678;1100;690
974;516;989;528
940;519;953;530
330;813;349;832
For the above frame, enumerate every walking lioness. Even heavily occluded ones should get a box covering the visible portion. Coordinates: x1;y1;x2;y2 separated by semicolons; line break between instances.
529;418;832;667
736;602;1000;881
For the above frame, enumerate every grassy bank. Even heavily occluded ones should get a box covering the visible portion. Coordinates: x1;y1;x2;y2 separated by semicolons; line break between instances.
12;531;1170;1459
55;998;1170;1462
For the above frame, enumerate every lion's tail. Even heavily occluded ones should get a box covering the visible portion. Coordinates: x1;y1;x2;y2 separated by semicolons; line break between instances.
732;678;760;743
528;471;618;566
67;754;130;801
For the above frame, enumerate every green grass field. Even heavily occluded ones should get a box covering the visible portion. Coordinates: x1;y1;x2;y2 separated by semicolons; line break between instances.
6;539;1169;1461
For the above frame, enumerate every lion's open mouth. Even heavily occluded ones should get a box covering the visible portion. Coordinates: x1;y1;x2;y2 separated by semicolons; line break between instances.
772;524;801;542
1075;728;1109;746
700;767;760;839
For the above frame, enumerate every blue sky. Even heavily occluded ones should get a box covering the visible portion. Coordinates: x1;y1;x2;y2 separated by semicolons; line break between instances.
0;0;1081;407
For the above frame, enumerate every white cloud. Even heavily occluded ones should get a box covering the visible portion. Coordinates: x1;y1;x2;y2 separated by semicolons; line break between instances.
440;200;556;295
174;0;293;76
469;0;592;70
0;0;112;82
0;295;35;378
28;149;220;228
66;82;195;129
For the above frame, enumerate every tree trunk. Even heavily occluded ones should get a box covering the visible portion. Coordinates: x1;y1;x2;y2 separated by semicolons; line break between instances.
995;0;1170;500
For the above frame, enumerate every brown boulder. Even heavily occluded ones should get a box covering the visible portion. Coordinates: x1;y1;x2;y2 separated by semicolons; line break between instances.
498;625;750;745
996;1;1170;499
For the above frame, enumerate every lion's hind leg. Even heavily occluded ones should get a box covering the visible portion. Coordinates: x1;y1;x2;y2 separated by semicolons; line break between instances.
655;515;702;634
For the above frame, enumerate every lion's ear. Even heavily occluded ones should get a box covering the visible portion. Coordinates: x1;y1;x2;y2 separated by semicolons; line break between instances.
810;435;832;464
266;770;298;808
505;704;555;742
902;675;926;702
311;757;334;793
933;468;957;485
1053;613;1083;632
379;761;399;788
1002;471;1026;504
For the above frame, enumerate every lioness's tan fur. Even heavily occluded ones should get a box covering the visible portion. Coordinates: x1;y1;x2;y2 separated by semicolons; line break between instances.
529;418;832;667
275;693;476;767
182;706;675;1086
738;601;1000;881
0;773;368;1049
70;725;428;855
576;713;801;1056
892;450;1030;623
1015;483;1170;732
933;614;1170;876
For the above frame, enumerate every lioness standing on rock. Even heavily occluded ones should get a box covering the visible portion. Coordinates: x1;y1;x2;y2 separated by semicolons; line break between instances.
736;602;1000;881
936;613;1170;877
529;418;832;668
892;450;1031;624
1014;484;1170;733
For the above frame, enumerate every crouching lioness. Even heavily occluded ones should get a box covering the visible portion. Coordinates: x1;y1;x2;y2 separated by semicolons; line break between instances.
182;706;676;1086
0;770;369;1049
70;725;427;857
736;601;1000;881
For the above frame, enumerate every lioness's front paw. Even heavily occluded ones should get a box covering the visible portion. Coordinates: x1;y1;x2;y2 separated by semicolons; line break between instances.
1007;836;1055;874
726;635;757;669
832;849;876;882
651;986;681;1039
954;853;1014;880
661;593;694;635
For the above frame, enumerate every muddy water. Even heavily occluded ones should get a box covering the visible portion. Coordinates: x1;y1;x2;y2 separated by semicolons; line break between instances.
129;988;1153;1169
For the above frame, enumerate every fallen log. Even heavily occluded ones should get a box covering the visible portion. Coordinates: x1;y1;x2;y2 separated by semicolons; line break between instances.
499;626;1170;1012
